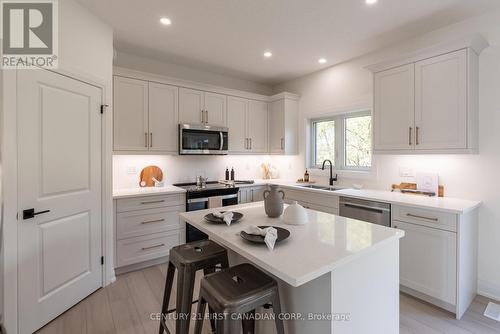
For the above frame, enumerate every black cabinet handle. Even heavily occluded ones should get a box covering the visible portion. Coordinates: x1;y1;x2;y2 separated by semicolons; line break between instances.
23;208;50;220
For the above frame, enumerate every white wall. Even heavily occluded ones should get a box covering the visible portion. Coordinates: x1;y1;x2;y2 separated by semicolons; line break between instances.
273;9;500;300
1;0;114;332
113;154;299;189
114;51;273;96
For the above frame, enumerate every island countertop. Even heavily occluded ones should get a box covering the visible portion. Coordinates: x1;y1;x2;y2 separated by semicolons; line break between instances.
179;202;404;287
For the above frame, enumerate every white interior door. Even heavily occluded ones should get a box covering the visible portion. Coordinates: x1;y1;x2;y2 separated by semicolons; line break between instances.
148;82;179;152
17;69;103;334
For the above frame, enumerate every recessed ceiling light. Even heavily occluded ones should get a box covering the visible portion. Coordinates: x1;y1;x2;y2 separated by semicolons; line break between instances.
160;17;172;25
263;51;273;58
318;58;327;64
365;0;377;5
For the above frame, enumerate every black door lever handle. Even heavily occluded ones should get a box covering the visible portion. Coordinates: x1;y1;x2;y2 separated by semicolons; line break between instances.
23;208;51;220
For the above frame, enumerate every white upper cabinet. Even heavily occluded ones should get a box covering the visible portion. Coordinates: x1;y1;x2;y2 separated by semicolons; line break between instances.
247;100;268;153
179;88;205;124
414;50;467;150
204;92;227;126
179;88;227;126
368;35;487;154
113;76;148;151
227;96;268;153
269;95;299;154
374;64;415;151
227;96;248;152
148;82;178;153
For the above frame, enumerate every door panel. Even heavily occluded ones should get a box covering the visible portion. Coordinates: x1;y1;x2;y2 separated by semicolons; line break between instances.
113;76;148;150
227;96;248;152
395;221;457;305
269;99;285;152
149;82;178;152
17;69;102;334
179;88;204;124
248;100;268;152
415;49;467;150
204;92;227;126
374;64;415;150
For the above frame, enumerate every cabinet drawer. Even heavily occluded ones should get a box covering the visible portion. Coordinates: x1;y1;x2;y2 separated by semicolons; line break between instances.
283;188;339;209
116;194;185;213
116;231;181;268
116;206;184;240
393;205;457;232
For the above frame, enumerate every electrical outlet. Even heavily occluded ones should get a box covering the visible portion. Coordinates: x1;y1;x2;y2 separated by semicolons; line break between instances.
399;167;414;177
126;166;137;175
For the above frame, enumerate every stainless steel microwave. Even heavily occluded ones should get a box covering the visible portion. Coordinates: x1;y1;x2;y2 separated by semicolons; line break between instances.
179;124;229;155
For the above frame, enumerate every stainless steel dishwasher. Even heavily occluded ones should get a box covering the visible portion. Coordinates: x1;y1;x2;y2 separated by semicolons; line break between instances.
339;196;391;227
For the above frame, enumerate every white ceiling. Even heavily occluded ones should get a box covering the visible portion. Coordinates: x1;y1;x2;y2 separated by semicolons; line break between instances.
77;0;500;85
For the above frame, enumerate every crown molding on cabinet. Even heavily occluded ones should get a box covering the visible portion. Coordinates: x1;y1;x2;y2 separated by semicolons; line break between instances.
113;67;299;102
365;33;489;73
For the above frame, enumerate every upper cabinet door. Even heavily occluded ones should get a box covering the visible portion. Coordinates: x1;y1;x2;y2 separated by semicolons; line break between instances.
113;76;149;151
248;100;268;153
373;64;415;151
227;96;248;152
179;88;204;124
204;92;227;126
415;49;467;150
148;82;178;152
269;99;285;153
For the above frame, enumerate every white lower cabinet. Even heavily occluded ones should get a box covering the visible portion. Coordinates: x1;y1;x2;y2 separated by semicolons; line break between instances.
114;193;186;271
395;221;457;305
393;204;478;319
238;186;267;204
282;187;339;215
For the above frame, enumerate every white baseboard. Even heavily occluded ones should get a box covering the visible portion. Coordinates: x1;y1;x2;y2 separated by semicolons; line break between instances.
478;278;500;302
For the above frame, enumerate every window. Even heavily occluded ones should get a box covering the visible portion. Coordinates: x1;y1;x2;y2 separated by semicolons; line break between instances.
311;112;372;171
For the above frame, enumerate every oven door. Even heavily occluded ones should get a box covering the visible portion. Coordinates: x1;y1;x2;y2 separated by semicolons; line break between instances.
185;193;238;242
179;124;228;155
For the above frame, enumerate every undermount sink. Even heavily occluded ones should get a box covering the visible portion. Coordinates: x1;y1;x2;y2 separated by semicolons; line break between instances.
298;184;344;191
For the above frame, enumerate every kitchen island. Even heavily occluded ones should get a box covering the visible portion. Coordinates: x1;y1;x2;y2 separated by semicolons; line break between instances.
180;202;404;334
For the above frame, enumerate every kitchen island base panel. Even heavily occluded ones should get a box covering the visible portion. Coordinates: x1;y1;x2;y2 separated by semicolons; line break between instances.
225;239;400;334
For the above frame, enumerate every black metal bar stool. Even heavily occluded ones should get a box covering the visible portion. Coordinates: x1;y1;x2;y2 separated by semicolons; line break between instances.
159;240;229;334
194;263;285;334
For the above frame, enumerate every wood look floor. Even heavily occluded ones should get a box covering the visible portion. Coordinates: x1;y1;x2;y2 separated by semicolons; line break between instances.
36;264;500;334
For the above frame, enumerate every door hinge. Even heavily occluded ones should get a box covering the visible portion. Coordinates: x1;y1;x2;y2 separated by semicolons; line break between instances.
101;256;104;265
100;104;109;114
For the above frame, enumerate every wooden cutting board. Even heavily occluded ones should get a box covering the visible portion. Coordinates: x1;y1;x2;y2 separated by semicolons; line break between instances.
391;182;444;197
139;165;163;187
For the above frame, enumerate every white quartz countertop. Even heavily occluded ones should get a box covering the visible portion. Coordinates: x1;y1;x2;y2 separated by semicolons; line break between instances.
180;202;404;287
113;185;186;199
333;188;481;214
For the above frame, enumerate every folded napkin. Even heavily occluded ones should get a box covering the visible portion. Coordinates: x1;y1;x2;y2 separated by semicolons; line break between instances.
243;226;278;251
213;211;234;226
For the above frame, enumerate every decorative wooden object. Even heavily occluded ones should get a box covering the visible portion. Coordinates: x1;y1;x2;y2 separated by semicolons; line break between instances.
391;182;444;197
139;165;163;187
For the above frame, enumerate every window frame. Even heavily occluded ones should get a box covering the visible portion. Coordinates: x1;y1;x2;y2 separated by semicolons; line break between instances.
310;110;372;172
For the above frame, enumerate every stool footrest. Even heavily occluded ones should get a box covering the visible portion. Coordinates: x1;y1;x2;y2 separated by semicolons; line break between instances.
165;299;199;314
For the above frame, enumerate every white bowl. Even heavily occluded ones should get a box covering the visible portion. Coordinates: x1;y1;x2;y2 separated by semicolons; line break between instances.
283;201;309;225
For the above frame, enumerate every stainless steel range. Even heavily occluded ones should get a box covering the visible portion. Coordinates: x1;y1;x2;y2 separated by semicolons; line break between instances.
174;181;240;242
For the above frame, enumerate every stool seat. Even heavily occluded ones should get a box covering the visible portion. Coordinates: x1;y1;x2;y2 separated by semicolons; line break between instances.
169;239;227;267
194;263;285;334
202;263;276;312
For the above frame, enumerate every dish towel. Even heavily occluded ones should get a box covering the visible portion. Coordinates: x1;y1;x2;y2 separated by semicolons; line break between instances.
243;226;278;250
213;211;234;226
